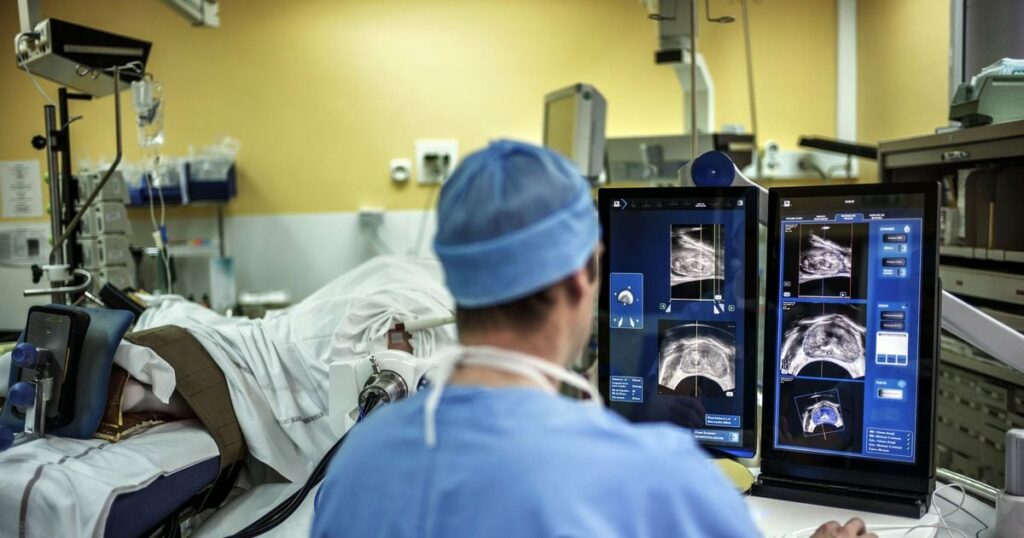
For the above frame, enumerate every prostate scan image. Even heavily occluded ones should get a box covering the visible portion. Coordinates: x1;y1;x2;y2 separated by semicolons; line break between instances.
802;400;844;434
781;312;866;379
658;322;736;395
670;225;724;300
799;234;851;283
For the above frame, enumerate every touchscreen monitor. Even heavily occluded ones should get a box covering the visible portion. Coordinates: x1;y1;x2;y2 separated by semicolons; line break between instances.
598;187;760;459
759;182;941;508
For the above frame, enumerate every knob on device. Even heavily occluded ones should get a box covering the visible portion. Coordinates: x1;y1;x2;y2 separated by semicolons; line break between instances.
12;343;40;369
8;382;37;407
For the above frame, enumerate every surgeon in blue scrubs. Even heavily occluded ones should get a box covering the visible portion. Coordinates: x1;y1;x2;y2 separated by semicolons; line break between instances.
312;140;875;538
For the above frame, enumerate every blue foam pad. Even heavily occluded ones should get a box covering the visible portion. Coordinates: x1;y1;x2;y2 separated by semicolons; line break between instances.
105;456;220;538
0;306;134;439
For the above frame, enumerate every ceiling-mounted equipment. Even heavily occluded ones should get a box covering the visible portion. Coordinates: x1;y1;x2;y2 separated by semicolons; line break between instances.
14;18;151;97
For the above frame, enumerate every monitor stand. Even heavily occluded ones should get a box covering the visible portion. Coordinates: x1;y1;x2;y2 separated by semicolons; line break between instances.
752;474;931;519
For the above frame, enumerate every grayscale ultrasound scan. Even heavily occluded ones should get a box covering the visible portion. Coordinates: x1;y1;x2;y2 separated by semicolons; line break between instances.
799;234;851;283
657;321;736;397
670;224;724;301
782;222;868;299
780;303;866;379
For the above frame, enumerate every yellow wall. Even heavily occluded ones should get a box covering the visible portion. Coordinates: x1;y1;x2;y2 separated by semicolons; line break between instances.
702;0;837;149
857;0;950;181
0;0;838;219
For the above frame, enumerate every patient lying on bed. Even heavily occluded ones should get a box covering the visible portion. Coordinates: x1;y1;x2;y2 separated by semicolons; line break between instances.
0;255;455;538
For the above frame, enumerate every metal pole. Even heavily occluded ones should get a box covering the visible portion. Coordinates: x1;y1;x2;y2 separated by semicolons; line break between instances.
51;66;123;263
937;467;999;504
689;0;699;162
44;105;66;304
17;0;41;33
217;205;226;257
741;0;761;180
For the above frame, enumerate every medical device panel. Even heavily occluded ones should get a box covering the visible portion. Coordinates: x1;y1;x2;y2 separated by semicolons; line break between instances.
543;83;607;181
598;187;759;459
9;307;90;426
756;182;941;518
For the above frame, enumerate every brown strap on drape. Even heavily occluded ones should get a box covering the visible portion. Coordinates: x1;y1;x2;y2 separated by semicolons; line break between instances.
125;325;246;470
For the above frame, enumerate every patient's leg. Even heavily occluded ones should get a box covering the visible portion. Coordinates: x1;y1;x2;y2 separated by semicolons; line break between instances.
122;379;194;418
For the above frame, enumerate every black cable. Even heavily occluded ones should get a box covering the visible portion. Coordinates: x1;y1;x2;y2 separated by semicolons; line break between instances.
227;389;394;536
227;431;349;537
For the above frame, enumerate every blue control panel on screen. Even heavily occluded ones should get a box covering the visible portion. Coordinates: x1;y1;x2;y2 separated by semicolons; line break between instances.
771;194;925;464
603;193;752;455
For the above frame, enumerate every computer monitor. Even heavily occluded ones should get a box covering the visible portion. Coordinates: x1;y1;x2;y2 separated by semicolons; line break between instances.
755;182;941;518
597;187;760;459
543;83;607;181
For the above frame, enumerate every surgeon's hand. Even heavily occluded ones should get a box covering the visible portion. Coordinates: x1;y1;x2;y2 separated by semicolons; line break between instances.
810;518;877;538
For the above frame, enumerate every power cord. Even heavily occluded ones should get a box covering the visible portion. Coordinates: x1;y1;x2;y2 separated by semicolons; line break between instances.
410;156;451;257
935;489;989;538
16;34;57;108
410;182;442;257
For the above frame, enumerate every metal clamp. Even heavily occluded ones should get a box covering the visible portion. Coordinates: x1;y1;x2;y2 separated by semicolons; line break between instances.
23;267;93;297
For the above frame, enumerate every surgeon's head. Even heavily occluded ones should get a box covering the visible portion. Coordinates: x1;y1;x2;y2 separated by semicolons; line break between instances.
433;139;601;365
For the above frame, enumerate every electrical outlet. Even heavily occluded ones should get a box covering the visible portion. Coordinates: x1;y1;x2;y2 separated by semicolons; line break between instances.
390;158;412;183
415;139;458;184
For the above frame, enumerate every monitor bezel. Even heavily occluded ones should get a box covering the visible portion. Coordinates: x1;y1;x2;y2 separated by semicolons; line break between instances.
759;181;941;494
597;186;761;460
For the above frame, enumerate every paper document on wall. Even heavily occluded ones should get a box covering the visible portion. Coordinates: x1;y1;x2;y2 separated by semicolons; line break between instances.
0;223;49;265
0;160;44;218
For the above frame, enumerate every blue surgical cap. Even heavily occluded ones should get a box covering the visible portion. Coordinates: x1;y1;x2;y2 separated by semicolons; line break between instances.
433;139;599;308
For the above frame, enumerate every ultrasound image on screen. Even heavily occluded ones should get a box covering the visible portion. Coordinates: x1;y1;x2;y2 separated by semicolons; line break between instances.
670;225;724;301
780;302;866;379
782;223;868;298
778;379;863;452
796;389;845;436
657;320;736;398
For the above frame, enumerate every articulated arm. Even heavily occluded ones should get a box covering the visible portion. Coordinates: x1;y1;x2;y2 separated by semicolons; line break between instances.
941;291;1024;373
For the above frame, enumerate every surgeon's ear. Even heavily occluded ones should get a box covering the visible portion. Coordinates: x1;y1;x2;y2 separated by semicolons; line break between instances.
563;269;589;305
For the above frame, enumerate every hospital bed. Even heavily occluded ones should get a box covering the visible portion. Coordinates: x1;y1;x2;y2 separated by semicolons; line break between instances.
0;419;220;537
0;255;456;537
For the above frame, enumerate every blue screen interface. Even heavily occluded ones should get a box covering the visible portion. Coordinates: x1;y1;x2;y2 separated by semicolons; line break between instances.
771;192;926;463
605;194;752;452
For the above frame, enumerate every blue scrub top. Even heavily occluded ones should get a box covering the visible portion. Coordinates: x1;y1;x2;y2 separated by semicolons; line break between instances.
312;385;760;538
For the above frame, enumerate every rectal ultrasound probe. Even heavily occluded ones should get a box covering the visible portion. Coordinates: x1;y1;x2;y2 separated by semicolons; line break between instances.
598;187;759;459
755;182;941;519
